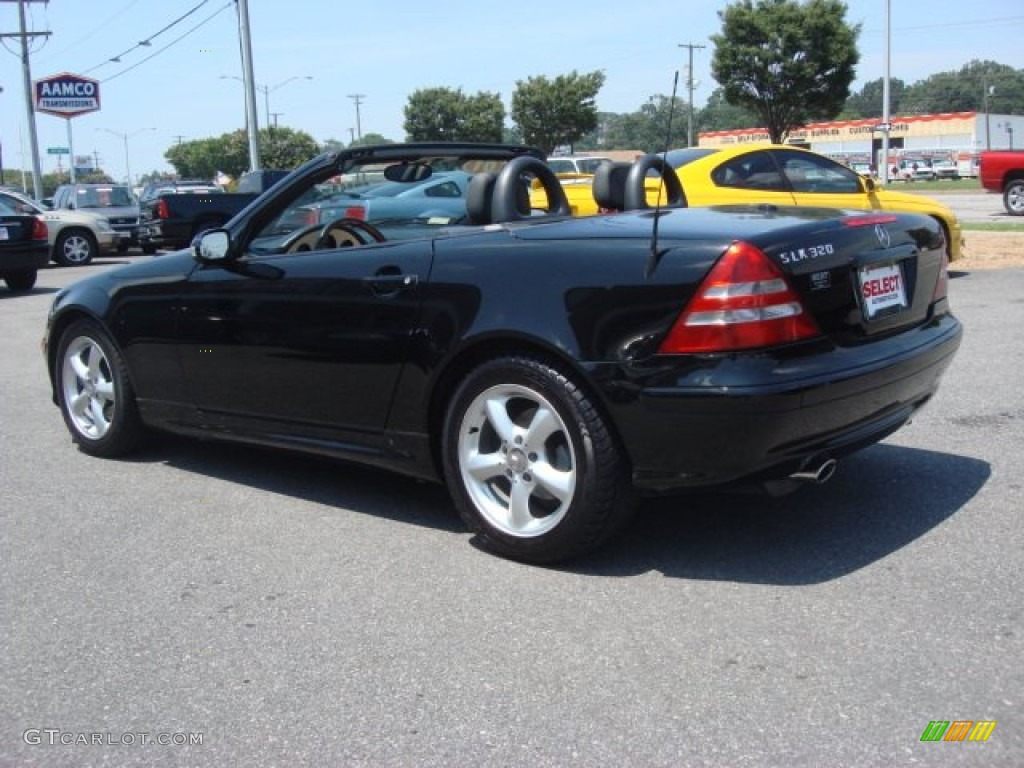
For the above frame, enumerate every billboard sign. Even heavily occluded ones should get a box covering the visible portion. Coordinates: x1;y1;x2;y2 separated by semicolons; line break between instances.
33;72;101;118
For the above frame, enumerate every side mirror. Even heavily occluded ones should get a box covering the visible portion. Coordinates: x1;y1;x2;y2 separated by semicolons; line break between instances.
41;198;54;209
194;229;231;262
863;177;876;193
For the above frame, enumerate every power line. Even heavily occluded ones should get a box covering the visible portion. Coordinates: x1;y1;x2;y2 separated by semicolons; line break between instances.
101;2;232;84
82;0;213;75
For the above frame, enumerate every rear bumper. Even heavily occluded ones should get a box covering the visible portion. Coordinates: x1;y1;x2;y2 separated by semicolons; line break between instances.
138;223;187;249
598;312;963;491
0;243;49;272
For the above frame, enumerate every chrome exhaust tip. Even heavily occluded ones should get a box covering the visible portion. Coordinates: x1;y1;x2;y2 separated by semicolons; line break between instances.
789;458;838;485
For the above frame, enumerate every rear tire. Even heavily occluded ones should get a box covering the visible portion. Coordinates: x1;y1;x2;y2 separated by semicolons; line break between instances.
1004;179;1024;217
141;244;158;255
442;355;633;563
54;229;96;266
56;319;145;457
4;271;37;292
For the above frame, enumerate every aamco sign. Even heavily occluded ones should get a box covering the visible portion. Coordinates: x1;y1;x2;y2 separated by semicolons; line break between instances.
33;72;101;118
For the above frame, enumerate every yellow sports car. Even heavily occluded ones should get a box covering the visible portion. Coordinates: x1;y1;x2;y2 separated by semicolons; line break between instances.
535;145;963;259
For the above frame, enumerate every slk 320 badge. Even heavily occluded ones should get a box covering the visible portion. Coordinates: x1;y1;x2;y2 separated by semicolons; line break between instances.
779;243;835;264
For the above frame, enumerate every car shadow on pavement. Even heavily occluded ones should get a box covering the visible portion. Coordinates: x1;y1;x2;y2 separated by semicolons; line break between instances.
0;285;59;300
129;437;988;581
147;435;464;533
569;443;990;584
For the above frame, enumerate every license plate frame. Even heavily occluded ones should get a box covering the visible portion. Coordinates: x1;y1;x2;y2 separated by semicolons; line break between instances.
858;261;908;319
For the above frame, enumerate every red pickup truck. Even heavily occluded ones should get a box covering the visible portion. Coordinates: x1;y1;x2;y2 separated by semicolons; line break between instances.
979;150;1024;216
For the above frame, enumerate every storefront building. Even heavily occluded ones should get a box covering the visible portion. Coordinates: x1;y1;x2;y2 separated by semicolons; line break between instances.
698;111;1024;177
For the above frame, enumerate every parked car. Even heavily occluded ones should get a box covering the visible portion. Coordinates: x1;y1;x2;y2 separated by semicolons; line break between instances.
534;145;963;260
931;157;960;180
546;155;612;174
0;195;49;291
284;170;475;228
50;183;141;253
138;171;284;252
138;179;224;202
893;157;936;182
0;187;122;266
44;142;962;563
979;149;1024;216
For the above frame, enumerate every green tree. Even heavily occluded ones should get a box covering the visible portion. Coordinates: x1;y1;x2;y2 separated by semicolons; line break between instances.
511;70;606;154
165;127;320;178
404;87;504;142
348;132;394;148
840;77;907;119
261;126;321;170
711;0;860;143
901;61;1024;116
698;87;762;133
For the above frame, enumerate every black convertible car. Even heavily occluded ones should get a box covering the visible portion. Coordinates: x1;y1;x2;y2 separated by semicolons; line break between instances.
44;143;962;562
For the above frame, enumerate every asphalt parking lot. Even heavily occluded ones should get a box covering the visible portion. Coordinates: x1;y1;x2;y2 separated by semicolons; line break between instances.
2;256;1021;767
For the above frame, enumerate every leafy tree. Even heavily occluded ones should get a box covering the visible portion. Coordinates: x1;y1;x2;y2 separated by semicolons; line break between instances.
261;126;321;170
165;127;320;178
404;87;504;142
348;132;394;148
697;87;761;134
138;170;176;185
901;61;1024;116
711;0;860;143
840;77;908;119
511;70;606;154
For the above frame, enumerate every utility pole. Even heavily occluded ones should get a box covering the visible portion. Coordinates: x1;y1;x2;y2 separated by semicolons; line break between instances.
348;94;365;140
1;0;51;200
880;0;892;183
234;0;261;171
678;43;706;147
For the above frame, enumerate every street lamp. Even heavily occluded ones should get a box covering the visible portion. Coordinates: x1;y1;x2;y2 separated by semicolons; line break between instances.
97;127;155;186
220;75;312;128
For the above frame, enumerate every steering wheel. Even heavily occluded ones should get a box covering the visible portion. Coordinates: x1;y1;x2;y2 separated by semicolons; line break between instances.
314;218;386;249
624;154;687;210
281;223;323;253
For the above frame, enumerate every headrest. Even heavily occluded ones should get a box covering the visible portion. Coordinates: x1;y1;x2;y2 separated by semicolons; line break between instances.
465;172;497;225
592;162;632;212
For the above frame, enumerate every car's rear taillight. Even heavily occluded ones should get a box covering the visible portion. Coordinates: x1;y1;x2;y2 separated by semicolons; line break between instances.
32;217;48;241
155;200;170;219
658;241;821;354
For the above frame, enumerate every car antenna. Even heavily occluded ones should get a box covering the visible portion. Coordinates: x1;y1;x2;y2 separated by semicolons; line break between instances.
646;70;680;277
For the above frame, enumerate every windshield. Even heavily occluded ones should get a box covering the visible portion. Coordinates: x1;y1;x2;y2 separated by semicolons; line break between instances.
248;151;535;256
0;191;43;215
75;186;137;208
664;148;719;169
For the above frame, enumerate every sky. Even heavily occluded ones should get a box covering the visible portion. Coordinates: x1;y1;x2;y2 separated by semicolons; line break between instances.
1;0;1022;187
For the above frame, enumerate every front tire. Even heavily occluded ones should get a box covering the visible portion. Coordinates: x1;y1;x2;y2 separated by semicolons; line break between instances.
54;229;97;266
4;271;37;292
443;356;633;563
1004;179;1024;217
56;319;145;457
